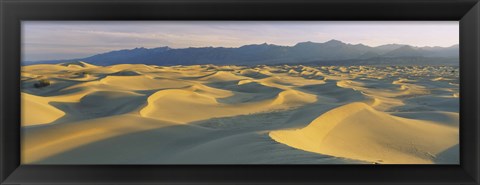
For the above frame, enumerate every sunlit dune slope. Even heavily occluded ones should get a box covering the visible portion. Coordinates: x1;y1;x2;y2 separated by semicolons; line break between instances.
21;93;65;126
21;114;178;163
269;102;458;164
139;87;317;123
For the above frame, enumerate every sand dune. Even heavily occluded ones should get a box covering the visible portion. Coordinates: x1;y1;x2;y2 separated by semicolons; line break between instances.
100;75;192;90
57;61;98;68
198;71;249;82
21;93;65;126
21;62;459;164
21;114;178;163
139;87;317;123
269;102;458;164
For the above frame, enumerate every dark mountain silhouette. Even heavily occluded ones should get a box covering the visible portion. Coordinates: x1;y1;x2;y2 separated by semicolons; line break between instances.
24;40;459;66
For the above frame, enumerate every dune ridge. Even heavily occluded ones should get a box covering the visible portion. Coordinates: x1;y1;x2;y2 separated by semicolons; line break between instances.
21;93;66;126
269;102;458;164
21;62;459;164
139;85;317;123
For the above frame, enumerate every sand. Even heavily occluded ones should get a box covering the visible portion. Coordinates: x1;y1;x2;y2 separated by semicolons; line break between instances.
21;62;459;164
269;102;458;164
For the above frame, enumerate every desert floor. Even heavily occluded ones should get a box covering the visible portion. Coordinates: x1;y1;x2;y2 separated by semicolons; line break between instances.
21;62;459;164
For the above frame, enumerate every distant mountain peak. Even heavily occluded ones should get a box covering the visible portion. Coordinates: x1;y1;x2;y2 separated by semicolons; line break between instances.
323;39;346;46
240;43;276;48
354;43;368;46
152;46;171;50
449;44;459;48
325;39;343;44
24;40;459;66
382;45;424;58
377;44;407;48
294;41;317;46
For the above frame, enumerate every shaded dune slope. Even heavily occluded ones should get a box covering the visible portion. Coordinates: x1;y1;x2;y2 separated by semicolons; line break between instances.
269;102;458;164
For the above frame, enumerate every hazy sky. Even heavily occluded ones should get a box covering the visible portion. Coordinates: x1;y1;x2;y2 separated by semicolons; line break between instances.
22;21;459;61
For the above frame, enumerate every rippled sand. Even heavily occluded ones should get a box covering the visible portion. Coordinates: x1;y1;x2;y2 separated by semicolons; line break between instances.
21;62;459;164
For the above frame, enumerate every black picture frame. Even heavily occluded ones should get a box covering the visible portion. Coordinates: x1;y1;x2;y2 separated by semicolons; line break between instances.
1;0;479;184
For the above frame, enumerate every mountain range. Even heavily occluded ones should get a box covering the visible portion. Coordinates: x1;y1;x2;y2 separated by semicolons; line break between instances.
24;39;459;66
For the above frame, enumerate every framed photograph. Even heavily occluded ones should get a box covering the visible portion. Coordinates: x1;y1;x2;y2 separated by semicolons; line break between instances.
1;0;479;184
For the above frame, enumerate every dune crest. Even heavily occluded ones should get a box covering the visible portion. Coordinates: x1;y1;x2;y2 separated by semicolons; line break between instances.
269;102;458;164
21;93;65;126
139;87;317;123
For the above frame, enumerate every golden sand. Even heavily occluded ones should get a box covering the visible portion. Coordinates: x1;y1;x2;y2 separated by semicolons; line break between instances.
21;62;459;164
